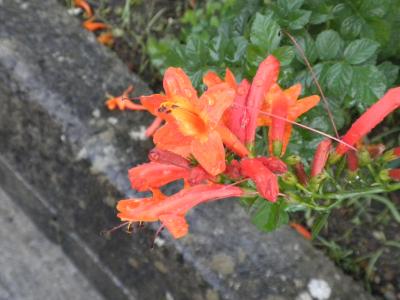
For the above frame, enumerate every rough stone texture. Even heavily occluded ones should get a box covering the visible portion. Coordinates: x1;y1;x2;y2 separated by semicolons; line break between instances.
0;0;375;299
0;187;105;300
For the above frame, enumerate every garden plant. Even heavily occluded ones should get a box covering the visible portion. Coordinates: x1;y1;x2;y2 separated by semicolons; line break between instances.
69;0;400;296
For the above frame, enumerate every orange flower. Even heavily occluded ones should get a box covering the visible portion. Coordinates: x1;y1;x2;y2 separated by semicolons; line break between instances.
245;55;280;145
203;69;250;143
143;67;248;175
336;87;400;155
83;17;109;32
311;139;332;177
116;184;243;238
105;85;146;111
128;162;190;192
290;223;312;240
97;31;114;47
258;83;320;155
73;0;93;17
240;158;279;202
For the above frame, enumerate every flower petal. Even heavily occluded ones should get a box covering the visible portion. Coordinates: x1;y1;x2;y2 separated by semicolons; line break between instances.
140;94;167;115
159;214;189;239
153;122;192;158
198;83;235;127
203;71;223;88
163;67;198;102
191;131;226;176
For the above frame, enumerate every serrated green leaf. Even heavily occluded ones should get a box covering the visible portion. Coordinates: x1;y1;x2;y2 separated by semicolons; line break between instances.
315;30;344;60
227;36;248;64
277;0;304;12
340;16;364;39
326;62;353;97
350;65;387;111
310;12;332;25
344;38;380;65
272;46;295;66
288;9;312;30
378;61;400;86
250;198;289;232
294;32;318;65
250;12;281;52
359;0;390;18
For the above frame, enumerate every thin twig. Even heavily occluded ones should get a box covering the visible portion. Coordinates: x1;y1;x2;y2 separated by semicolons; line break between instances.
283;30;339;138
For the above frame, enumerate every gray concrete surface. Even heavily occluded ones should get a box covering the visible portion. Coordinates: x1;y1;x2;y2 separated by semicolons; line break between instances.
0;187;104;300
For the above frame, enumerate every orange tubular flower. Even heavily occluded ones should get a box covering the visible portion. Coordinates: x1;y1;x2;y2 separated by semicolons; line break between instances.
256;156;287;174
311;139;332;177
245;55;280;145
83;17;109;32
128;162;190;192
203;69;251;145
346;150;359;172
336;87;400;156
73;0;93;17
106;85;146;111
148;148;190;169
225;79;251;144
258;83;320;156
240;158;279;202
97;31;114;47
144;67;248;176
294;162;308;186
269;91;289;156
290;223;312;240
116;184;243;238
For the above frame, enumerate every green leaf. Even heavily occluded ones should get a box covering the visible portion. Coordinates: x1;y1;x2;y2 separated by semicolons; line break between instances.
288;9;312;30
359;0;390;18
378;61;400;86
294;32;318;65
344;38;380;65
326;62;353;97
250;12;281;52
227;36;248;64
340;16;364;39
250;198;289;232
311;213;330;238
272;46;295;66
315;30;344;60
277;0;304;12
350;65;387;111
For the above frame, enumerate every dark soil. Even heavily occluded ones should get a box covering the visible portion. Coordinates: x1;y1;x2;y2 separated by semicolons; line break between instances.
315;192;400;300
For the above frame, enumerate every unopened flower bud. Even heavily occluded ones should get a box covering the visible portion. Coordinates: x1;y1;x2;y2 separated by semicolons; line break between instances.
285;155;301;166
379;169;390;182
358;149;371;166
382;147;400;162
281;172;298;186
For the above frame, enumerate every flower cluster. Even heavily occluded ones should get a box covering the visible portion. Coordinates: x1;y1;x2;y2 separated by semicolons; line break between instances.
107;55;400;239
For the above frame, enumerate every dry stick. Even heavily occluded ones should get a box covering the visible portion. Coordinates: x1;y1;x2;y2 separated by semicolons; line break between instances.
283;30;339;138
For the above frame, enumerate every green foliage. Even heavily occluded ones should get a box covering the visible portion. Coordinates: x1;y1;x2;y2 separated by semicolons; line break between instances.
147;0;400;111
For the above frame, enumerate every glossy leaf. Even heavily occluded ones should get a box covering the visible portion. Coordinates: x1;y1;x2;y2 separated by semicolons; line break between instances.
344;39;380;65
315;30;344;60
